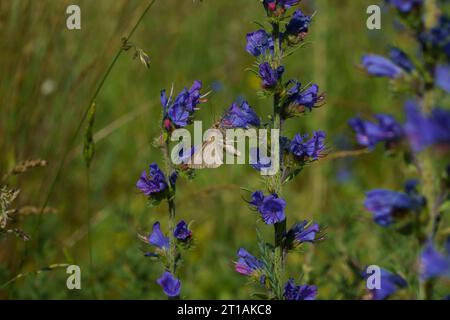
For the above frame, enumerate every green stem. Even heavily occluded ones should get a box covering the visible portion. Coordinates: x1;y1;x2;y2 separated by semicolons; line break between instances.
162;135;179;299
30;0;158;246
270;19;286;300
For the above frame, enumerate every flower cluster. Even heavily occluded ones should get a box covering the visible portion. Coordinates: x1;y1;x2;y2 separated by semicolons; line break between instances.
352;0;450;300
137;81;204;299
160;80;205;129
233;0;325;300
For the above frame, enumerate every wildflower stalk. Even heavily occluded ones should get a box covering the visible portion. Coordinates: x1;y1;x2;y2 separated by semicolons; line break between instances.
270;19;287;299
162;135;180;299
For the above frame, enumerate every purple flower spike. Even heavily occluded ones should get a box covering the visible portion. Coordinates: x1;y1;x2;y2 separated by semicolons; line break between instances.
173;220;192;241
148;222;170;250
283;279;317;300
157;272;181;298
235;248;263;276
136;163;168;196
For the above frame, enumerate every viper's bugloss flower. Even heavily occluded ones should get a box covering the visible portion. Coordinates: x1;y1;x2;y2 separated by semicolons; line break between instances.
283;279;317;300
289;131;326;160
361;54;404;78
389;47;414;73
287;220;321;244
420;239;450;280
174;220;192;241
220;100;260;129
364;188;425;226
348;114;403;149
405;100;450;152
160;81;204;128
435;64;450;93
259;63;284;89
235;248;264;276
286;81;324;112
363;268;407;300
157;272;181;297
249;191;286;224
148;222;170;250
246;30;274;57
136;163;168;196
285;9;311;43
420;16;450;59
385;0;423;13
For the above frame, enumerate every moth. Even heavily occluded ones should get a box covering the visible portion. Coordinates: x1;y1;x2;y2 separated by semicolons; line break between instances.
186;122;242;169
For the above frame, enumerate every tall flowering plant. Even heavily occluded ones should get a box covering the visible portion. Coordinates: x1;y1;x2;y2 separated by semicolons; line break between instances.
233;0;326;300
350;0;450;299
136;81;207;299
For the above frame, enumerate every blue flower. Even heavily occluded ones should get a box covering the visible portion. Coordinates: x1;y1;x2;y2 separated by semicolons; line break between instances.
136;163;168;196
161;81;204;128
435;64;450;93
286;81;323;112
287;220;321;244
386;0;423;13
246;30;274;57
389;47;414;73
148;222;170;250
420;239;450;280
289;131;326;160
249;191;286;225
404;100;450;152
173;220;192;241
363;268;407;300
285;9;311;40
364;188;424;226
348;114;403;149
157;272;181;297
259;62;284;89
220;100;260;129
361;54;404;78
235;248;264;276
283;279;317;300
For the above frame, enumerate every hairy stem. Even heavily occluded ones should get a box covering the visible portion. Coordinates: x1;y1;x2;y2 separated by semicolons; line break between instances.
270;19;286;300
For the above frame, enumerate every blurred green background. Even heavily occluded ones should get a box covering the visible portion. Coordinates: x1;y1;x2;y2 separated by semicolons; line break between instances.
1;0;448;299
